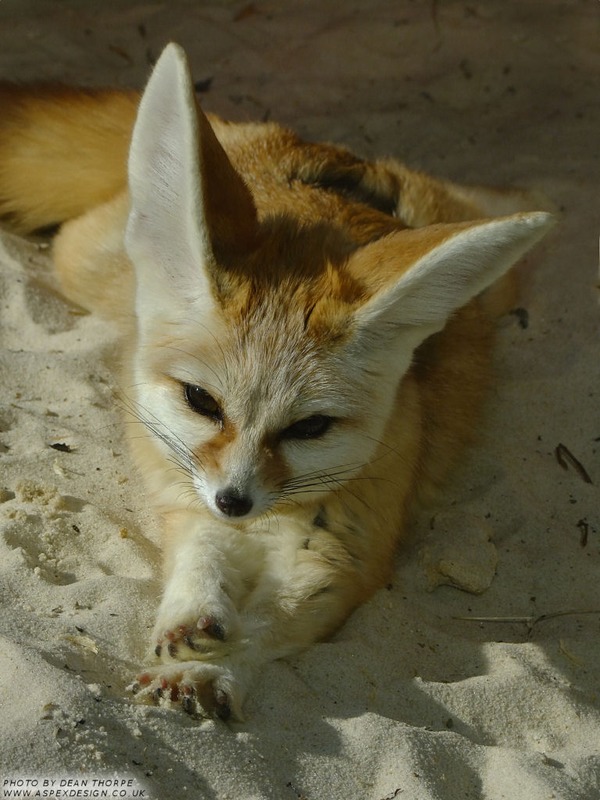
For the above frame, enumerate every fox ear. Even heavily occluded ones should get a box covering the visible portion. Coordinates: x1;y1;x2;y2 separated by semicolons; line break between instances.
351;211;554;350
124;43;257;321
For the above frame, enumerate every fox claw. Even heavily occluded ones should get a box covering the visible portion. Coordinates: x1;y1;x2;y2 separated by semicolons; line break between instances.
198;615;226;640
181;684;197;716
214;688;231;721
128;662;240;721
154;616;228;661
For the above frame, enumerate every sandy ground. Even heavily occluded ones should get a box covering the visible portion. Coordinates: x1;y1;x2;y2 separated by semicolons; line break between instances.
0;1;599;798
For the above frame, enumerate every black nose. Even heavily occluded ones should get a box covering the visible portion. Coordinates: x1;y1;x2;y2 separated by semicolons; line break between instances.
215;488;253;518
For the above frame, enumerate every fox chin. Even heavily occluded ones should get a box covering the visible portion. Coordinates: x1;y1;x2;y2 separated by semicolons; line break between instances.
0;43;554;720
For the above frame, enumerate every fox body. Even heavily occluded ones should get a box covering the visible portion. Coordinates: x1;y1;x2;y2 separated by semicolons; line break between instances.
0;45;553;719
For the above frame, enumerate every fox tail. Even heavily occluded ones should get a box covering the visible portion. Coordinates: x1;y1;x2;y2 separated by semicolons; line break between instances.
0;83;138;234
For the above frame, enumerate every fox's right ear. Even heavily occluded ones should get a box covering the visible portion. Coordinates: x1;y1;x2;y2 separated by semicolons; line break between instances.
124;43;257;326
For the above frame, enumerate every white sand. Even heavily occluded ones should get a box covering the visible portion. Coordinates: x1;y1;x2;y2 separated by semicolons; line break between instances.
0;2;598;798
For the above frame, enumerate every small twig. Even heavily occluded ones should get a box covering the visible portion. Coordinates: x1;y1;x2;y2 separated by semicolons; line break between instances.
286;782;309;800
555;443;593;484
453;609;600;631
577;518;590;547
380;789;404;800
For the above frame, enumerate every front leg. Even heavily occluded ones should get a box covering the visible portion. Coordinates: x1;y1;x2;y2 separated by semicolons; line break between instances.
130;509;256;719
151;510;243;663
131;508;374;721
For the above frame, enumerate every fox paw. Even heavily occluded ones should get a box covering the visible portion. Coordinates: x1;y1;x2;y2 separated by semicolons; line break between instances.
129;661;241;720
154;615;228;661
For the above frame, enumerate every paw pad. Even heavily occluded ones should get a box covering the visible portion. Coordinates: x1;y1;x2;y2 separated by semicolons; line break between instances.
155;615;227;660
128;664;234;721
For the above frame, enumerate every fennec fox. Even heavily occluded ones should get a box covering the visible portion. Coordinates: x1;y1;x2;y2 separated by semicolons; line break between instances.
0;44;553;720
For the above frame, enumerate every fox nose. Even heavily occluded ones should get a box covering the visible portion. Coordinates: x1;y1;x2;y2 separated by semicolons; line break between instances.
215;487;253;518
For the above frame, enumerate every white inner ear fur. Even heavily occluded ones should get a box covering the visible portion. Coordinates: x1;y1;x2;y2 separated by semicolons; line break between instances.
124;43;214;325
353;212;554;348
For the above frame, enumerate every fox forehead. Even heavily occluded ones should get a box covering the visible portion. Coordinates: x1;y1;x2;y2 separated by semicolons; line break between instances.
231;290;352;418
149;270;370;432
242;300;353;408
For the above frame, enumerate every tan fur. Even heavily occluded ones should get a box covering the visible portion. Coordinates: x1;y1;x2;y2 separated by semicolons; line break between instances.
0;45;553;720
0;84;137;233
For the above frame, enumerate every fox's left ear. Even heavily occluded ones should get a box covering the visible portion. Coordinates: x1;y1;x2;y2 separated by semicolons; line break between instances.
350;211;554;349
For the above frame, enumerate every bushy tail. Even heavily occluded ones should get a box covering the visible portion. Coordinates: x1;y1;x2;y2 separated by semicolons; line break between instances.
0;83;139;234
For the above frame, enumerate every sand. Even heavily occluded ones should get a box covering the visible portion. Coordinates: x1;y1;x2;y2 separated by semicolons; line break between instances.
0;1;598;798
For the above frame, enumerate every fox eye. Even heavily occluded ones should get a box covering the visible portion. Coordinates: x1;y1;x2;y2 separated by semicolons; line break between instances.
281;414;333;440
183;383;222;423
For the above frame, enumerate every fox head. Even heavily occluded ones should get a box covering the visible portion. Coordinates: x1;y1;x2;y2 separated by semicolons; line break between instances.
124;44;553;523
